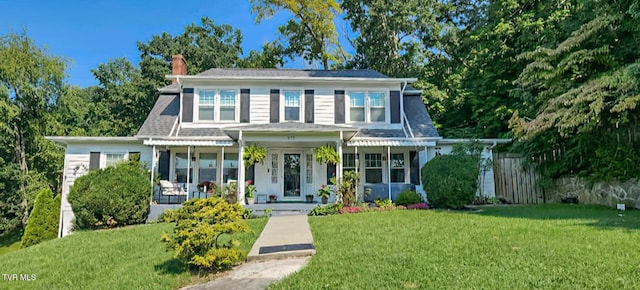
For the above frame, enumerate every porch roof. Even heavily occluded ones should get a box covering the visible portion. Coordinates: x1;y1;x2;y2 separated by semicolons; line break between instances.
346;138;439;147
142;138;235;146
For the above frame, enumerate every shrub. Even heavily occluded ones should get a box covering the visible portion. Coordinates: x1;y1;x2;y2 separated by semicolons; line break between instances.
21;188;61;248
161;197;249;271
374;198;394;209
308;203;343;216
331;171;359;206
406;203;430;210
395;190;422;206
68;161;150;229
422;154;480;209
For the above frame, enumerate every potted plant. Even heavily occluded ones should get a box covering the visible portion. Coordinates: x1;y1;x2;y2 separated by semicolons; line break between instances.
314;145;340;165
305;194;314;203
268;194;277;203
243;144;267;166
317;184;331;204
245;180;256;205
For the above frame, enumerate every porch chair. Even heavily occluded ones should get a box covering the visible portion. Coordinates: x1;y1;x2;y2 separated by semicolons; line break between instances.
159;180;187;204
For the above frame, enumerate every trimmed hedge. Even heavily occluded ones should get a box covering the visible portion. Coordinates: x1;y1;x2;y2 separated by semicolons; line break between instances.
395;190;422;206
421;154;480;209
21;188;61;248
68;161;150;229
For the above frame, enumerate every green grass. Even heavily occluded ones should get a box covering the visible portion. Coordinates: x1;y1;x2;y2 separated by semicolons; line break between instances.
0;218;267;290
0;231;22;256
272;204;640;289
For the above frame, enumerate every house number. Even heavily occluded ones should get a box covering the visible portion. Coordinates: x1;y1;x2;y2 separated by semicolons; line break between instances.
287;136;295;140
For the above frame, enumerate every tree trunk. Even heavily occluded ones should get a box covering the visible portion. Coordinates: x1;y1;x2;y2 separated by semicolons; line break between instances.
14;123;29;227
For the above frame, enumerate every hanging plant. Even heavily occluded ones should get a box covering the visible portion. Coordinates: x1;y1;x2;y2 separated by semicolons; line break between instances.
314;145;340;165
243;144;267;166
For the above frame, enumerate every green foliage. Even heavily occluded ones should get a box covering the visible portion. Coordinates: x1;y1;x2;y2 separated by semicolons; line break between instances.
316;184;331;198
243;144;267;167
308;203;343;216
331;171;359;207
251;0;343;69
223;182;238;204
21;188;60;248
422;154;480;209
374;198;393;209
395;190;422;206
243;208;254;219
68;161;150;229
314;145;340;165
161;197;250;271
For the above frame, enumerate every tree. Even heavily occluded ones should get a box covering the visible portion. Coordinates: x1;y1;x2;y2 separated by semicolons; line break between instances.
510;0;640;181
0;31;66;228
251;0;342;69
237;41;286;68
21;188;60;248
137;17;242;88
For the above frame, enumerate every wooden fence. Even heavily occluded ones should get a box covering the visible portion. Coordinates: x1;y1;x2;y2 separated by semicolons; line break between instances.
493;153;544;205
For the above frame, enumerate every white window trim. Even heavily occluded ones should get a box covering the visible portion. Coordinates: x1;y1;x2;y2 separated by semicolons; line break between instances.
101;152;128;168
346;90;389;124
280;89;304;122
194;87;240;123
364;152;384;184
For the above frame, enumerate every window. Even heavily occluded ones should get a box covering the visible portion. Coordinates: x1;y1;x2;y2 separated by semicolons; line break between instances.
349;92;365;122
364;153;382;183
390;153;405;183
198;153;217;183
343;153;356;175
348;91;386;123
199;90;215;121
284;91;301;121
175;153;194;183
369;92;385;122
105;153;126;167
306;154;313;184
223;153;238;183
219;90;236;121
271;153;278;184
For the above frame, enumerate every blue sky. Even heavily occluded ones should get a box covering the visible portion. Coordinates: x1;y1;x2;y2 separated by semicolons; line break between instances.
0;0;313;87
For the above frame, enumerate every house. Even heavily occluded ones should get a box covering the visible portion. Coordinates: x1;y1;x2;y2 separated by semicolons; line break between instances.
48;55;509;237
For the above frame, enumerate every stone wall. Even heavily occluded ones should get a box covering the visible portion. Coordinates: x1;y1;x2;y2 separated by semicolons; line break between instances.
547;177;640;208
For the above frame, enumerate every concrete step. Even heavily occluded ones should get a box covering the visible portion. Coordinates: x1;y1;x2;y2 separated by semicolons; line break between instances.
247;215;316;262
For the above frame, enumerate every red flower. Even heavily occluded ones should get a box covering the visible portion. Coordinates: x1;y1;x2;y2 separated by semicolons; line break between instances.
247;180;252;185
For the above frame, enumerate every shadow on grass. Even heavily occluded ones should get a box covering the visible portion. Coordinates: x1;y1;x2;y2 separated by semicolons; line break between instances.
470;204;640;231
154;258;189;275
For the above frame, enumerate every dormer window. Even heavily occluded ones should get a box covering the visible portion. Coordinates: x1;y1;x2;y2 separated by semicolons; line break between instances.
347;91;387;123
195;89;238;122
283;90;302;121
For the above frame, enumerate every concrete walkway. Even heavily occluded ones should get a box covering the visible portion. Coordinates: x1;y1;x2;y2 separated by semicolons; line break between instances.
247;215;316;261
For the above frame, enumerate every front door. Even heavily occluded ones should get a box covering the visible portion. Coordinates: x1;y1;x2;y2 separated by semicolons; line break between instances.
283;153;301;198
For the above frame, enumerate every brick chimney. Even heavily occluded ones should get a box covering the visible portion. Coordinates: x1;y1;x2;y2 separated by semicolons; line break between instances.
171;55;187;84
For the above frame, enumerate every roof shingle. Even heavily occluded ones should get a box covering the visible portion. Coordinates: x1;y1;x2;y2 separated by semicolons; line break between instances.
403;95;440;138
196;68;389;78
136;94;179;137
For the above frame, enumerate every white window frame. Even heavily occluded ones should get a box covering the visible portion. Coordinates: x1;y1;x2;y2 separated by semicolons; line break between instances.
280;89;304;122
103;152;127;168
364;153;383;184
343;153;357;174
346;90;389;123
195;88;239;122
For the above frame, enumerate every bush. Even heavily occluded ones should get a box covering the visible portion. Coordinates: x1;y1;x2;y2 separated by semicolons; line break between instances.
332;171;359;206
161;197;249;271
308;203;343;216
21;188;60;248
68;161;150;229
395;190;422;206
422;154;480;209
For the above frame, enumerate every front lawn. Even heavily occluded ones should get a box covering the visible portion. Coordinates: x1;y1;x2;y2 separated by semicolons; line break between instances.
0;231;22;256
0;218;267;290
271;205;640;289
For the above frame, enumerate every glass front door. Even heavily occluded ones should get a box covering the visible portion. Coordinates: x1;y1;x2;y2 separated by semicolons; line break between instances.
283;153;301;197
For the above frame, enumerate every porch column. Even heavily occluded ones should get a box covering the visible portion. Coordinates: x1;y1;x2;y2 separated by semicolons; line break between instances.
186;145;191;201
150;145;156;205
354;146;359;201
237;131;245;204
387;146;391;200
336;131;343;180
